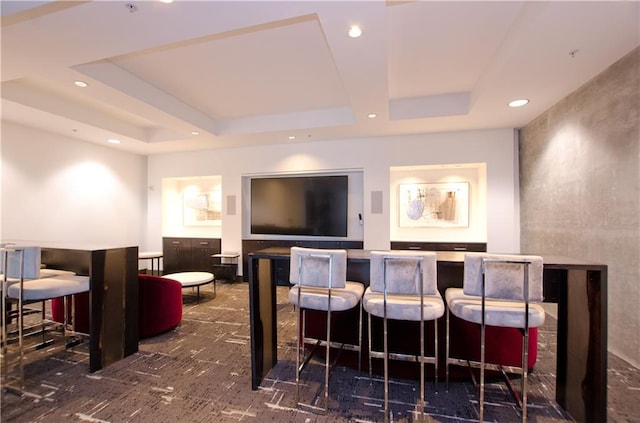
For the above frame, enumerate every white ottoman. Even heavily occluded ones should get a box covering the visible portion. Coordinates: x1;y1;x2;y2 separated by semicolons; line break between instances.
162;271;215;303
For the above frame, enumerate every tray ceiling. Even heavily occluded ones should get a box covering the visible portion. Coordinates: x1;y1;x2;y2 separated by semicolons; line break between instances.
1;1;638;155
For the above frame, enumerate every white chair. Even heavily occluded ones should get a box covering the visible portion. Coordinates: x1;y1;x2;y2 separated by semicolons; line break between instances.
363;250;444;422
288;247;364;412
445;253;545;423
1;246;89;394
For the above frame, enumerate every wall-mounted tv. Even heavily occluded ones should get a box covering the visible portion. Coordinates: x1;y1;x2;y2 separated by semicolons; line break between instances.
250;175;348;237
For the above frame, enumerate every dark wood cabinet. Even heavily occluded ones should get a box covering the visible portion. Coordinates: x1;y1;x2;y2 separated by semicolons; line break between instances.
163;238;187;273
163;237;221;273
241;239;364;284
390;241;486;252
191;238;220;271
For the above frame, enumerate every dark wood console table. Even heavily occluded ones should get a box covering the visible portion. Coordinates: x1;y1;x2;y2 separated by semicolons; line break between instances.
248;247;607;423
162;237;221;274
41;245;139;372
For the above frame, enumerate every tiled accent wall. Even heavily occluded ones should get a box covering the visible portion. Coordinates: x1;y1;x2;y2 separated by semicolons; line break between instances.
519;47;639;367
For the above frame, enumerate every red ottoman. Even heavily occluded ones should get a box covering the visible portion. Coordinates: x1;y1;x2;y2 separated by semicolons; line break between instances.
52;275;183;339
138;275;183;338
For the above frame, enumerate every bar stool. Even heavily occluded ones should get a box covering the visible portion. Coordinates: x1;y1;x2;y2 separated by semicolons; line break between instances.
1;246;90;394
288;247;364;412
362;251;444;422
445;253;545;423
2;253;77;347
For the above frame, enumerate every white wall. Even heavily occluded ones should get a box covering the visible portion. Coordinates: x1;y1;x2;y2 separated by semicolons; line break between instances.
147;128;520;270
1;122;147;248
0;123;517;268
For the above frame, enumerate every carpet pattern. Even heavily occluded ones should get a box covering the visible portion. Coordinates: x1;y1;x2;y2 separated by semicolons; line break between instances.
1;282;639;422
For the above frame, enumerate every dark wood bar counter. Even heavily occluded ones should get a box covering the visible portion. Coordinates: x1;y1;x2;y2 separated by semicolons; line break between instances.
41;245;139;372
248;247;607;423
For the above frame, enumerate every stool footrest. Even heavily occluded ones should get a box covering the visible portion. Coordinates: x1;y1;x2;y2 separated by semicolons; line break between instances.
369;350;437;365
447;357;523;374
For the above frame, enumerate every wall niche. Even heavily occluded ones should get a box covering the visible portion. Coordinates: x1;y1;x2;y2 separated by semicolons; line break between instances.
390;163;487;244
162;175;222;238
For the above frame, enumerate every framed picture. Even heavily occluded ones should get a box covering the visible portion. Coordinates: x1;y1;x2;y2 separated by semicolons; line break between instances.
398;182;469;228
183;190;222;226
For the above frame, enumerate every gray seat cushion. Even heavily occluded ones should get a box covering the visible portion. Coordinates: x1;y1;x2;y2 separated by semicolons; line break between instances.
7;275;90;301
363;287;444;321
446;287;546;328
289;281;364;312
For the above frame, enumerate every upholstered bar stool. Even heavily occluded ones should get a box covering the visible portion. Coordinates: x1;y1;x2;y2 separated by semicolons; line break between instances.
445;253;545;423
3;266;78;348
1;246;42;346
1;247;77;342
1;246;89;394
363;251;444;422
288;247;364;412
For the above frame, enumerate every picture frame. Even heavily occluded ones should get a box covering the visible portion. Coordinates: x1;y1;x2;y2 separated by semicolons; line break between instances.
398;182;469;228
183;189;222;226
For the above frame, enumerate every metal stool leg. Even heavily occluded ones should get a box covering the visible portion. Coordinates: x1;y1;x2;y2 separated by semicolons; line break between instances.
367;313;373;383
1;277;8;393
445;308;450;391
295;305;302;405
419;317;425;421
383;314;389;422
324;304;331;410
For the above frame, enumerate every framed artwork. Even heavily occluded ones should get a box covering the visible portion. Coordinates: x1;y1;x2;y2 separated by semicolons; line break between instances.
398;182;469;227
183;190;222;226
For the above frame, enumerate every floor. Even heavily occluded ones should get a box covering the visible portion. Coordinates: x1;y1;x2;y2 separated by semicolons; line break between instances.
1;282;639;422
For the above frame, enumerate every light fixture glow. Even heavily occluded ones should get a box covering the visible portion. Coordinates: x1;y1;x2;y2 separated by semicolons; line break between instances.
107;138;121;144
368;113;377;119
348;25;362;38
508;99;529;108
191;131;199;135
288;135;296;140
74;80;88;88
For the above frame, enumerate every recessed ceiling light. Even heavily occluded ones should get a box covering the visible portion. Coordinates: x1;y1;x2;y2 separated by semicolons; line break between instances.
368;113;377;119
74;81;88;88
348;25;362;38
107;138;121;144
191;131;199;135
508;99;529;108
160;0;173;3
288;135;296;140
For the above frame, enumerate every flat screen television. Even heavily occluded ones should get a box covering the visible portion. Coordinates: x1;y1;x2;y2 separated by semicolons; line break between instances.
251;175;348;237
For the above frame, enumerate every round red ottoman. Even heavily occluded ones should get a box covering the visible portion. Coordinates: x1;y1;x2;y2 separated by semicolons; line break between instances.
138;275;183;338
52;275;183;339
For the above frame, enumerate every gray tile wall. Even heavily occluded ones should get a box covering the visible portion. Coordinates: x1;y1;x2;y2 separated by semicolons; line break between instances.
519;47;639;367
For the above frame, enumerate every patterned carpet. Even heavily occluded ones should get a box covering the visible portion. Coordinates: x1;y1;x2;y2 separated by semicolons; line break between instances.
1;282;639;422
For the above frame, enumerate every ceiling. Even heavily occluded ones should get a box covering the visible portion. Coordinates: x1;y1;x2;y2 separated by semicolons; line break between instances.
1;1;638;156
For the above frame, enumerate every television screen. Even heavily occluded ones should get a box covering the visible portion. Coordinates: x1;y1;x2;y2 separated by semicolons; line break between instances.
251;175;348;237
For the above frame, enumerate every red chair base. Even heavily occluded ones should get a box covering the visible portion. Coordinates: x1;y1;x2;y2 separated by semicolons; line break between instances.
449;314;539;371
